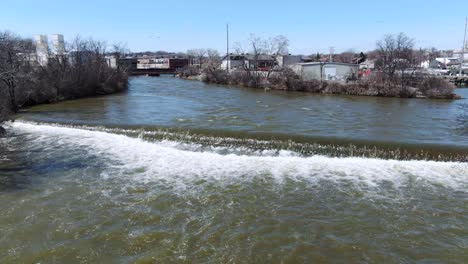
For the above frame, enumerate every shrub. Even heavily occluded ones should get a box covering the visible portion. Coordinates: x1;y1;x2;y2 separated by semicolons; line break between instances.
230;71;251;86
323;82;346;94
267;68;322;92
178;66;200;78
417;77;455;98
202;68;229;85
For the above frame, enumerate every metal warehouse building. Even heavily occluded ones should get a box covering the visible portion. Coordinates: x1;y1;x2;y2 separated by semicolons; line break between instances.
290;62;359;82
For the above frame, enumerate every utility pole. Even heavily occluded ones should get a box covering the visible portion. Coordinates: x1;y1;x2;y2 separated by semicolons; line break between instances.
329;46;334;63
460;17;467;75
226;23;230;73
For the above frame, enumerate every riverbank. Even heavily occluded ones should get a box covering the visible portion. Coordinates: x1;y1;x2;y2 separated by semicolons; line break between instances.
0;32;129;129
0;79;128;131
178;68;460;99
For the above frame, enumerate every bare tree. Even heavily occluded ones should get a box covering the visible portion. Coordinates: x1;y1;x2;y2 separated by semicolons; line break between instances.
236;34;289;70
334;50;357;64
0;31;128;125
186;48;206;68
0;31;35;113
205;49;221;69
229;34;290;87
427;47;441;62
268;35;289;56
375;32;416;81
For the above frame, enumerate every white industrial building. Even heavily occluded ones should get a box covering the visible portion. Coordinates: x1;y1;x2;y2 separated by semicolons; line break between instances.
105;56;118;69
290;62;359;81
435;57;461;65
34;35;49;66
51;34;65;55
33;34;66;66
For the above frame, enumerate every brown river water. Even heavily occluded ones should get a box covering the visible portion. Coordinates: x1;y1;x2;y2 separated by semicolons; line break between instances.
0;76;467;263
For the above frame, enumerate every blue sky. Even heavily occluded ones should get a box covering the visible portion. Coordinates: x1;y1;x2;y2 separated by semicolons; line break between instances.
1;0;467;54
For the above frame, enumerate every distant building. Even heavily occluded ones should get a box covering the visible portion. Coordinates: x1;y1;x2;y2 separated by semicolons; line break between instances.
290;62;359;81
118;57;138;71
300;55;314;63
105;55;118;69
137;57;158;69
166;58;189;69
34;34;49;66
137;57;188;70
51;34;65;55
453;49;468;62
220;54;246;70
276;55;302;67
221;54;276;71
436;57;461;65
127;56;189;72
421;60;446;69
32;34;69;66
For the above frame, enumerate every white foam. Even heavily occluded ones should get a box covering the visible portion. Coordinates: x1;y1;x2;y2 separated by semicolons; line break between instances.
7;121;468;192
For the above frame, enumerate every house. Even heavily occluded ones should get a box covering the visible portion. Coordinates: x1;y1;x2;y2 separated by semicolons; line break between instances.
276;55;302;67
245;54;276;70
221;54;276;71
300;55;314;63
290;62;359;81
220;54;245;70
435;57;460;66
453;49;468;61
421;60;447;69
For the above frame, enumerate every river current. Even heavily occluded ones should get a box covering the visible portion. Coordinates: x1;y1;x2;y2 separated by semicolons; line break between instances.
0;76;467;263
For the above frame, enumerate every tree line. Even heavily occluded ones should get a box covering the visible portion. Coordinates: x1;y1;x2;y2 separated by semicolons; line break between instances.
179;32;456;99
0;31;128;124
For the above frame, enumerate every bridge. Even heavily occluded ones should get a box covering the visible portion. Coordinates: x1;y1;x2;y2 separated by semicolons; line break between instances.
128;68;178;76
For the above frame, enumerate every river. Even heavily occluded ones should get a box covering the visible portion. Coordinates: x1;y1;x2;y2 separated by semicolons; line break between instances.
0;76;467;263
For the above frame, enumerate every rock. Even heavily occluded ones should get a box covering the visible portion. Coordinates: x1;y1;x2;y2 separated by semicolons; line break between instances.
0;126;6;136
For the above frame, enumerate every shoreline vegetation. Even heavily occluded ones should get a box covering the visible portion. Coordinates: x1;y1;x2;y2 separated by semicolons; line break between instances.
179;68;460;99
178;32;460;100
0;31;128;131
1;30;466;134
